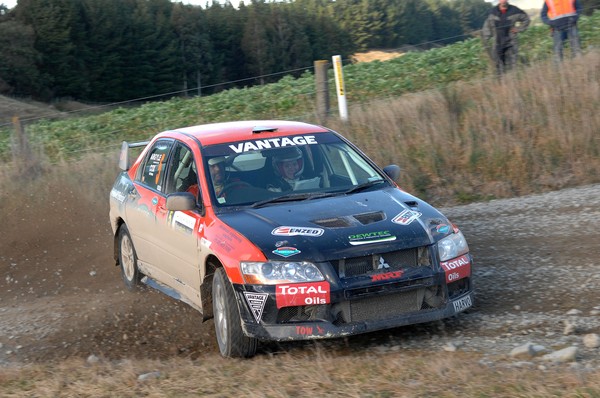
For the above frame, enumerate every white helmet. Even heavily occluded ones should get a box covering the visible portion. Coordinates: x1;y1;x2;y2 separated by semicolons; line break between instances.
272;147;304;179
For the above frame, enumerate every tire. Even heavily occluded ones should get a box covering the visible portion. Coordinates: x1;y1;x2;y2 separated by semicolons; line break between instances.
212;267;258;358
118;225;143;291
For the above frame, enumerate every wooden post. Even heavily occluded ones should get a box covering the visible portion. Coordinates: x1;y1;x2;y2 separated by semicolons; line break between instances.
314;60;329;123
11;116;41;178
11;116;26;165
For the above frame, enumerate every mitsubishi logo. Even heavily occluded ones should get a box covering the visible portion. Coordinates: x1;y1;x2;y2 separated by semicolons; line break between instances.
377;256;390;269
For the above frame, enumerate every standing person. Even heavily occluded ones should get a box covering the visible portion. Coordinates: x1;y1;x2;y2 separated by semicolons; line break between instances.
481;0;530;75
541;0;583;62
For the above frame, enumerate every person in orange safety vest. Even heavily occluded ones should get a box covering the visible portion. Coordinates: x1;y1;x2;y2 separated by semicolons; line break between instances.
541;0;583;62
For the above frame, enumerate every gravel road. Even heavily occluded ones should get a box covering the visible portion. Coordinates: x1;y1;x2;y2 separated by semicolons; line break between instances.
1;184;599;367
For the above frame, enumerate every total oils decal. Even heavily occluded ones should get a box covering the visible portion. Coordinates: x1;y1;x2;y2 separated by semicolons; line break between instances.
440;254;471;284
275;281;330;309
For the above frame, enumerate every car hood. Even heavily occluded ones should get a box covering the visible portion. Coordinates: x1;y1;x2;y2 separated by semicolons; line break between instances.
217;188;452;262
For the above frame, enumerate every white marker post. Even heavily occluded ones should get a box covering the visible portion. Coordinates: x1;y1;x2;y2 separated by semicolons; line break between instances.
332;55;348;122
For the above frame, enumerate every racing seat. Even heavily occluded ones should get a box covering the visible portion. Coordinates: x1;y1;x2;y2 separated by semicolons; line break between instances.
178;168;198;193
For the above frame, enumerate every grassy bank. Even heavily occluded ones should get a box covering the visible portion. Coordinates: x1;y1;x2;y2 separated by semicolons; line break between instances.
328;51;600;204
9;50;599;207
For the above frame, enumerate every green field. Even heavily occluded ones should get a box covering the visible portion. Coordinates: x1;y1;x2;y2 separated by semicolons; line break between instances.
1;12;599;204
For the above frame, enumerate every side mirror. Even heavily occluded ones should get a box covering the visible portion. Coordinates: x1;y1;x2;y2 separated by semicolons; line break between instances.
166;192;197;211
383;165;401;181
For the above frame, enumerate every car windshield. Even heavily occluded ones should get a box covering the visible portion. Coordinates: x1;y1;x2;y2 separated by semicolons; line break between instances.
202;132;388;207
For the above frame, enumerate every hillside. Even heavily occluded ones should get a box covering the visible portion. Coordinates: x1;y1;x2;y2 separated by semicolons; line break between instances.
0;49;403;127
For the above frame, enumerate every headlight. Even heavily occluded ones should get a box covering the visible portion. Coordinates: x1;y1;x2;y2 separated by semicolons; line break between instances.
241;261;325;284
437;231;469;262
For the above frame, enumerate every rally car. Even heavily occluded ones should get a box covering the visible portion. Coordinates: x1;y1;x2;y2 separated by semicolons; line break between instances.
109;120;473;358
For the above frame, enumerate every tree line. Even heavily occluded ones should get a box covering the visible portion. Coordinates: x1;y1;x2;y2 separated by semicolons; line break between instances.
0;0;593;104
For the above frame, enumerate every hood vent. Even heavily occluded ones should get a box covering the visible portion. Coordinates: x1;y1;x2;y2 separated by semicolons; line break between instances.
353;211;386;225
312;216;354;228
312;211;386;228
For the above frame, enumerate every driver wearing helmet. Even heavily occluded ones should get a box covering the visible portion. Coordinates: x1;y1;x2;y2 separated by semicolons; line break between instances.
184;156;229;200
208;156;228;197
267;147;305;192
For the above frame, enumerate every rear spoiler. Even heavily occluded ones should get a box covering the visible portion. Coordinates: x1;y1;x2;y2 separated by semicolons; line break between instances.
119;140;150;171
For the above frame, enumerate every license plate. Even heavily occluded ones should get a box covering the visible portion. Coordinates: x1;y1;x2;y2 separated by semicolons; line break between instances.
452;295;472;313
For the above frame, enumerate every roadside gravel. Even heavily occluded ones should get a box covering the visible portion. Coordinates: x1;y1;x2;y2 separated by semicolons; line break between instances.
1;184;599;368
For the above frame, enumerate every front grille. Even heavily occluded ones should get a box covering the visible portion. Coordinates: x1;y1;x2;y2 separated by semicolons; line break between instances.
333;248;421;278
448;278;470;299
274;286;446;326
277;306;309;323
337;286;445;324
349;289;423;322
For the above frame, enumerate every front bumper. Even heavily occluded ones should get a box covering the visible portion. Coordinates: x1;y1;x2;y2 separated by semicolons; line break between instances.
234;276;473;341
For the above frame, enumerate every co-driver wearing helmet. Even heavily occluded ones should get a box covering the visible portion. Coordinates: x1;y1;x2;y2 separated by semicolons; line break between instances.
267;147;305;192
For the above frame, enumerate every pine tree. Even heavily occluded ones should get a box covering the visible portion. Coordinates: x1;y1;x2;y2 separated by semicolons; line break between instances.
0;20;42;95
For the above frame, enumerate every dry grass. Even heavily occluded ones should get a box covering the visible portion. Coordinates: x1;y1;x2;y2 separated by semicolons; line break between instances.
2;349;600;397
326;50;600;205
352;49;404;63
3;51;599;207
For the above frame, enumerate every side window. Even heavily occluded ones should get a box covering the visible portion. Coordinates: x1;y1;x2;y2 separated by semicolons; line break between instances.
138;140;173;192
323;145;347;176
164;143;198;196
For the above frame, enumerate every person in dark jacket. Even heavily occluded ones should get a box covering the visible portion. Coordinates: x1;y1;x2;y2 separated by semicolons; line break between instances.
541;0;582;62
481;0;530;75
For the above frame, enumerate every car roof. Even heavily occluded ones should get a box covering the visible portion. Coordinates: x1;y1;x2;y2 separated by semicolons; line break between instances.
165;120;331;146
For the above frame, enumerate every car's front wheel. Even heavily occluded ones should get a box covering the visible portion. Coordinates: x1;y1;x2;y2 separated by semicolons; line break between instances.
118;225;143;291
213;267;258;358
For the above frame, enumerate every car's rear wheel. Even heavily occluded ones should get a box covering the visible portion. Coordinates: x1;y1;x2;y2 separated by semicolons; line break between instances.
213;267;258;358
118;225;142;291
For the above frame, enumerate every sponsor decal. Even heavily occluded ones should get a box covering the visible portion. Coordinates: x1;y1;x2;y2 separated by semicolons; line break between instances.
377;256;390;269
452;295;472;313
392;209;422;225
152;197;158;206
295;325;325;336
213;224;244;253
348;231;396;246
110;189;126;203
440;254;471;283
272;246;301;258
276;281;330;308
243;292;268;322
200;237;211;249
436;224;451;234
134;203;153;218
171;211;196;234
272;226;324;237
229;136;318;154
150;152;163;161
371;270;404;282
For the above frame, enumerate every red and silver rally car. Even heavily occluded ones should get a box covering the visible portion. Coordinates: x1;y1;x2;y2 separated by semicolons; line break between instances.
109;120;473;357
